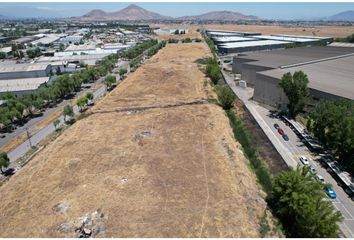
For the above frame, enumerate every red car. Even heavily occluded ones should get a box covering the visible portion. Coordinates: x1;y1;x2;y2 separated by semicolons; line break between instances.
278;128;285;135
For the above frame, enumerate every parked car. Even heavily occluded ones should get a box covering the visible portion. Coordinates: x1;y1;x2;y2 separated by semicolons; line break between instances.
278;128;285;135
299;156;309;165
309;165;317;174
324;186;337;199
316;174;326;183
0;134;5;138
274;123;280;129
282;134;289;141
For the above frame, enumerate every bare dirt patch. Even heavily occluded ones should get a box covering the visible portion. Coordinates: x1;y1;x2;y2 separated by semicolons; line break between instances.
0;43;268;237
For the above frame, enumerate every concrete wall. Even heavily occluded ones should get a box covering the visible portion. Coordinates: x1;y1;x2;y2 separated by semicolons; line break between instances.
220;44;288;54
232;57;255;73
241;64;273;86
253;73;350;110
253;73;288;109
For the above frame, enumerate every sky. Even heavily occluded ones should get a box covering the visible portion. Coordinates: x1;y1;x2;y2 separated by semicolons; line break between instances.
0;2;353;20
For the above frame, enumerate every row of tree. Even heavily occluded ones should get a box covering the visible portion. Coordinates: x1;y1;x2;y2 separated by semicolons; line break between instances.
307;99;354;174
147;40;166;57
0;55;118;130
120;39;158;60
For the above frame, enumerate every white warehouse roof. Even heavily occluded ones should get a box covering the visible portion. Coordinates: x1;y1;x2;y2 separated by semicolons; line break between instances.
213;36;257;42
252;35;317;43
0;63;50;72
219;40;292;49
0;77;49;92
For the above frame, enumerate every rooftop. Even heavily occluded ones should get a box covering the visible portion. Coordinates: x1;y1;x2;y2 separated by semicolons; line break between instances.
0;63;50;72
219;40;292;49
258;54;354;100
252;35;318;43
0;77;49;92
212;36;257;43
236;46;354;68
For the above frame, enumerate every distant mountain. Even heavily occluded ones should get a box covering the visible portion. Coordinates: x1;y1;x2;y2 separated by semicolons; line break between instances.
178;10;259;21
328;10;354;21
78;4;171;21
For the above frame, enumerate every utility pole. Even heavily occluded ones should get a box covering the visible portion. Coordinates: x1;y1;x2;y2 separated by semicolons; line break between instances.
26;128;33;148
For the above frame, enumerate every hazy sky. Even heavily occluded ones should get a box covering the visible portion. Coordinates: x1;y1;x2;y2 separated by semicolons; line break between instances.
0;2;353;20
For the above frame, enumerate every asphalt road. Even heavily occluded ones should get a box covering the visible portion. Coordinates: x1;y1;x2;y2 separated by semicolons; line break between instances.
221;62;354;237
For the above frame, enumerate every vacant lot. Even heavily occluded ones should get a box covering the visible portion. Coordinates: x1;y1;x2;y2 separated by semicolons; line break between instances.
206;24;354;38
0;43;267;237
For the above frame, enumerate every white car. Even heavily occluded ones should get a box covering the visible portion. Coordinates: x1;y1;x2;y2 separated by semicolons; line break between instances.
316;175;326;183
299;156;309;165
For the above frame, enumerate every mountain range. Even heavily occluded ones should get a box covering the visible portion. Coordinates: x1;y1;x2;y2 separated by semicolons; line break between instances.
76;4;259;21
327;10;354;21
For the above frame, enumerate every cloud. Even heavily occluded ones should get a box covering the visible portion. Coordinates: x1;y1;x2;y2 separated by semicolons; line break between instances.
35;6;54;11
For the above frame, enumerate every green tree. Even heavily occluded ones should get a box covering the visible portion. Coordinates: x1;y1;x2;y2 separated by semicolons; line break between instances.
307;99;354;173
217;85;235;110
269;166;343;237
278;71;310;118
0;51;6;59
0;152;10;174
205;57;221;85
53;119;60;130
104;75;117;90
119;68;127;77
76;96;88;112
63;105;74;122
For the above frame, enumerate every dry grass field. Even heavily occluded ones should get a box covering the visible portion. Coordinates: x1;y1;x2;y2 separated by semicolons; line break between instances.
152;23;354;38
0;43;267;237
205;24;354;38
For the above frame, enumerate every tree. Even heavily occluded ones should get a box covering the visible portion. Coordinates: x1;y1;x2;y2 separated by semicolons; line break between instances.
278;71;310;118
268;166;343;237
0;51;6;59
13;50;24;58
53;119;60;131
119;68;127;77
217;85;235;110
104;75;117;90
0;152;10;174
63;105;74;122
76;96;88;112
307;99;354;173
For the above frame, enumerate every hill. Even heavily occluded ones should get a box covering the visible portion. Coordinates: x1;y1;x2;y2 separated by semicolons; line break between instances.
178;10;259;21
0;42;268;237
328;10;354;21
78;4;171;21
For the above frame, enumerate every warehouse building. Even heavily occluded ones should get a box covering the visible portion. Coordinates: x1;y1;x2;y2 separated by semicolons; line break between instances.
209;30;333;54
232;46;354;109
0;77;50;97
0;63;51;80
36;53;111;66
218;40;292;54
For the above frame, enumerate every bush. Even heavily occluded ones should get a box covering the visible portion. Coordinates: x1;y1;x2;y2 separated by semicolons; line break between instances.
216;85;235;110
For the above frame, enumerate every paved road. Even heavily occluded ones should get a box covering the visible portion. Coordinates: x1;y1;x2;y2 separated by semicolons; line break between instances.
221;64;354;237
7;83;107;164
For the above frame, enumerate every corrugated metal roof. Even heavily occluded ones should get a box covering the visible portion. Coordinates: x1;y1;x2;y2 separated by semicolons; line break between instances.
0;63;50;72
219;40;292;49
0;77;49;92
252;35;317;43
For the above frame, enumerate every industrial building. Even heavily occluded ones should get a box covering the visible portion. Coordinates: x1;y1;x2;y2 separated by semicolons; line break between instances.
208;29;333;54
232;46;354;109
218;40;292;54
0;63;51;80
36;54;111;66
0;77;50;97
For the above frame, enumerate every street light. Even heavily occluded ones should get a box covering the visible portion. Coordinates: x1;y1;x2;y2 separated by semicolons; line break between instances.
25;128;33;148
